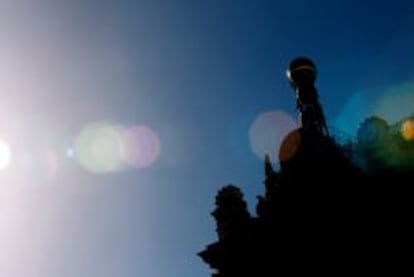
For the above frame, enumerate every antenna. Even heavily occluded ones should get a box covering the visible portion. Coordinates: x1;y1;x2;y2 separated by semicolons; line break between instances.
286;57;329;136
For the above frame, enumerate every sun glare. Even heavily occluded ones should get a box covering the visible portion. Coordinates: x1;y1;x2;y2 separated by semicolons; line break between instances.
0;140;12;170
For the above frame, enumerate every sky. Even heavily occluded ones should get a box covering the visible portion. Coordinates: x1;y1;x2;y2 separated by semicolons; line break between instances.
0;0;414;276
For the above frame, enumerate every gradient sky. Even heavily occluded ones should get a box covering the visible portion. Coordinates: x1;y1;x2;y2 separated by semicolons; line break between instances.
1;1;414;276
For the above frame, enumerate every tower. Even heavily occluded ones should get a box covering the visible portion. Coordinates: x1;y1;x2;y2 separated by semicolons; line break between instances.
286;57;329;136
198;57;414;276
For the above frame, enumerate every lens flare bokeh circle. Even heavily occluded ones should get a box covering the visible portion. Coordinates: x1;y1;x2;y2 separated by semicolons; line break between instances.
279;129;302;162
75;122;125;174
401;119;414;141
249;110;296;160
373;82;414;123
121;126;161;168
74;122;162;173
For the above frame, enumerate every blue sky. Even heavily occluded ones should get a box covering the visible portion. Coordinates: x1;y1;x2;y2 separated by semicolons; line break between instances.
1;1;414;276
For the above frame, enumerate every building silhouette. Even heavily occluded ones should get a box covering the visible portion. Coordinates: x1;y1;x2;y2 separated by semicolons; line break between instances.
198;58;414;276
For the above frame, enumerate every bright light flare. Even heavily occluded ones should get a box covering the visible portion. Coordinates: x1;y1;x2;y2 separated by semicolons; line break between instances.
0;140;12;170
65;148;75;158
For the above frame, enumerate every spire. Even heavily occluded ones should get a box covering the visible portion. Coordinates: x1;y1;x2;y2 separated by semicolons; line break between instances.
264;154;275;177
263;154;279;195
286;57;330;136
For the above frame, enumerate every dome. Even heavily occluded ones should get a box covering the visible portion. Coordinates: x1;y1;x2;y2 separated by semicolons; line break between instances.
286;57;317;85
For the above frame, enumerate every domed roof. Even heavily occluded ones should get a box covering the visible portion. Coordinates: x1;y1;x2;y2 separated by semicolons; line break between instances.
286;57;317;83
